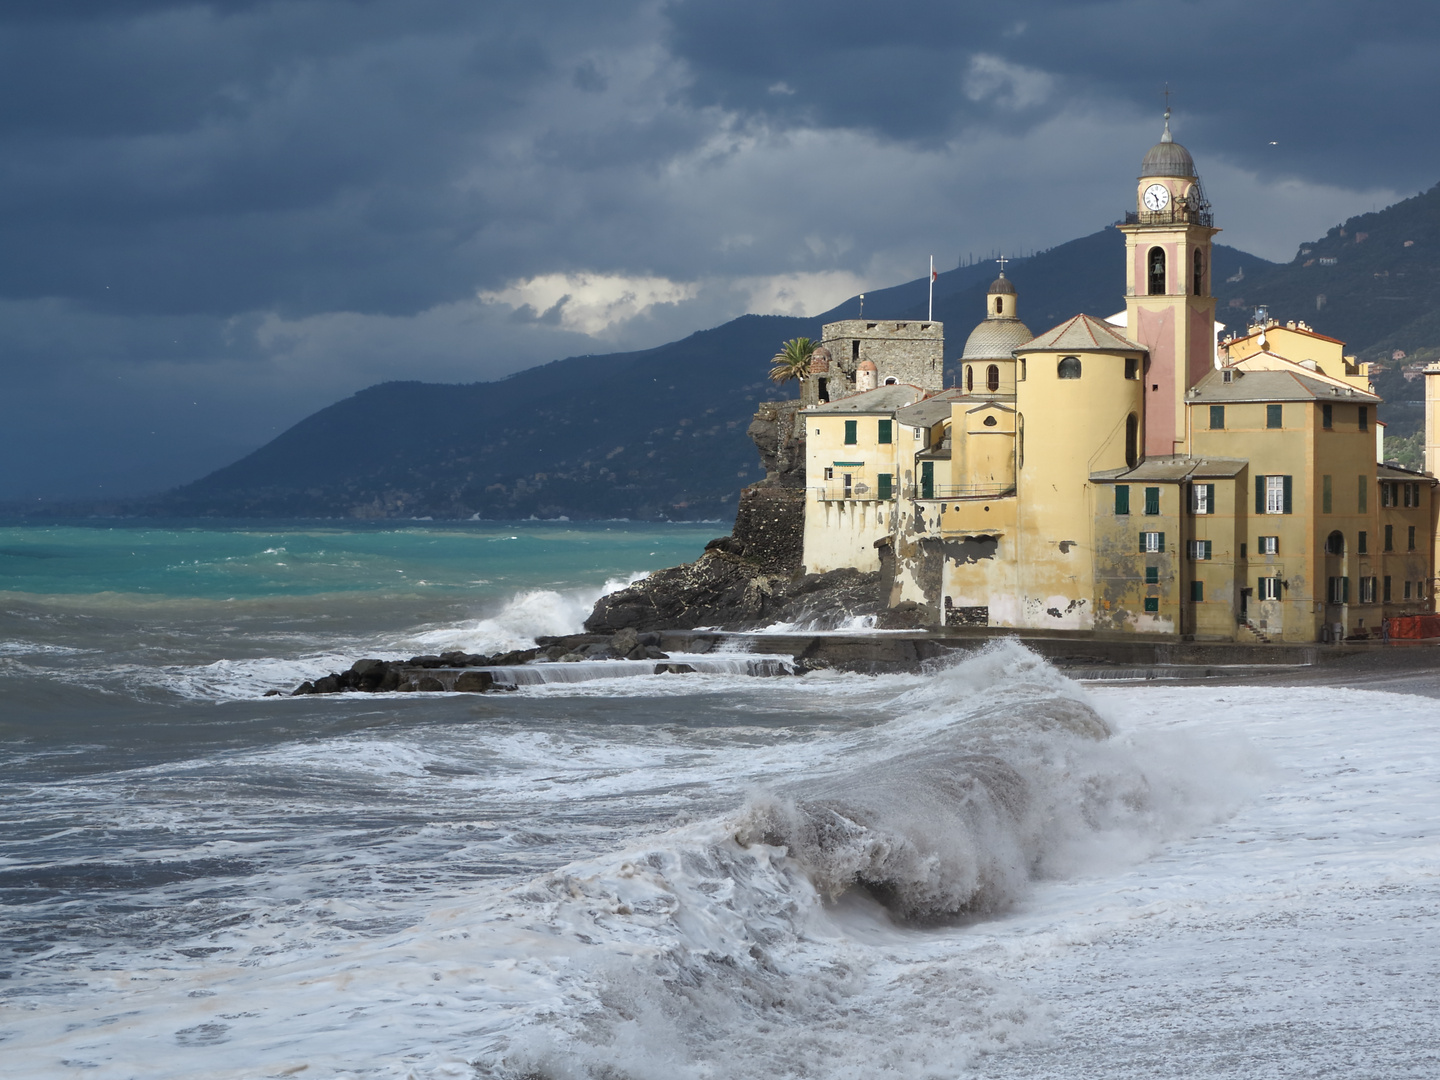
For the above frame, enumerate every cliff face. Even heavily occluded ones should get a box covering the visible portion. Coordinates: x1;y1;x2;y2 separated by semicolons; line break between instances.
585;398;885;632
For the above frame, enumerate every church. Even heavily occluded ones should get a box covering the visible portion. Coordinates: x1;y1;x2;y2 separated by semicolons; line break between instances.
798;111;1438;642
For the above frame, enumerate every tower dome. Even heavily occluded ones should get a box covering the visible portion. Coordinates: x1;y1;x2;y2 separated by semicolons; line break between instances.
961;271;1032;360
809;345;832;373
1139;108;1196;178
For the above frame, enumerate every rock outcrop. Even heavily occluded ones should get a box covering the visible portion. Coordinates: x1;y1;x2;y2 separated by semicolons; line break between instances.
586;398;883;633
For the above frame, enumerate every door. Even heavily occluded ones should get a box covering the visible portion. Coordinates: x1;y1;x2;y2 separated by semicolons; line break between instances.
921;461;934;499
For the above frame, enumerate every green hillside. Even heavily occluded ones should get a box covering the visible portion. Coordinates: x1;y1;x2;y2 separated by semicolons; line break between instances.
158;184;1440;521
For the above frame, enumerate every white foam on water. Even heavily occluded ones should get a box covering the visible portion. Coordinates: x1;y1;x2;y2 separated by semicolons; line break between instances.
10;642;1359;1080
400;573;649;656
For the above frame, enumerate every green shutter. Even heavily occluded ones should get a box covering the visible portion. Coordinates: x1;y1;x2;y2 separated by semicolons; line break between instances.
878;419;892;444
1139;532;1146;553
878;473;892;500
1267;404;1282;429
1206;484;1215;514
1282;475;1293;514
1157;531;1165;552
1115;485;1130;515
1192;580;1204;602
1145;486;1160;515
921;461;933;499
1322;474;1332;514
1343;576;1350;603
1204;540;1212;560
1256;475;1265;514
1358;474;1367;512
1145;566;1159;584
844;420;857;445
1210;405;1225;430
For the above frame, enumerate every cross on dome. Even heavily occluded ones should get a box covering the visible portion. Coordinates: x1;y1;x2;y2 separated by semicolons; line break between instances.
995;254;1009;277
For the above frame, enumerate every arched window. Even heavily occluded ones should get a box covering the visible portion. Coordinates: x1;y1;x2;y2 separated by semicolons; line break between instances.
883;376;898;385
1016;413;1025;469
965;365;974;392
1057;356;1082;379
1193;249;1204;296
1326;530;1345;556
1148;247;1166;295
986;364;1000;392
994;296;1003;315
1125;413;1138;468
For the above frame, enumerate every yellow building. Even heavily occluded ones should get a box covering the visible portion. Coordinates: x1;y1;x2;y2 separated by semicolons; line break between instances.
798;109;1439;642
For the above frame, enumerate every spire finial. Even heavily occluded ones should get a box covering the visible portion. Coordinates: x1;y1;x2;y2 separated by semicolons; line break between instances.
996;253;1008;278
1161;84;1173;143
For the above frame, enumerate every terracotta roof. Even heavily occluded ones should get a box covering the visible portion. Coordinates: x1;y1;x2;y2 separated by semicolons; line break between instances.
1019;313;1144;354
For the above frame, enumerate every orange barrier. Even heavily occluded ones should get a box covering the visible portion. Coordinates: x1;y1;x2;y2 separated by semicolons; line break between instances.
1386;614;1440;640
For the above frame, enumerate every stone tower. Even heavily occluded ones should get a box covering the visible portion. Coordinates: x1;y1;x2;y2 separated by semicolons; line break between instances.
1118;108;1219;457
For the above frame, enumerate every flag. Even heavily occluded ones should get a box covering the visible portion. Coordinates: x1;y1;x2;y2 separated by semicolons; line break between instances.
931;268;938;282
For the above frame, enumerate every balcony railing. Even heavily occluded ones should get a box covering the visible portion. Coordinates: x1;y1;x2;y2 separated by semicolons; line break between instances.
812;486;894;502
919;484;1016;500
1123;207;1214;228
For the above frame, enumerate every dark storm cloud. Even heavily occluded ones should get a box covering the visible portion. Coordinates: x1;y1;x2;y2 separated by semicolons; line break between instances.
666;0;1440;188
0;0;1432;500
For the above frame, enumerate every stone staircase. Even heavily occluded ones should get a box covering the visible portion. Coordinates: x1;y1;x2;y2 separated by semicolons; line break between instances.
1236;619;1273;644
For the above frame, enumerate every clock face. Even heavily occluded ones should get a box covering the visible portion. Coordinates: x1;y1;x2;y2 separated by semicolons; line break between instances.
1186;186;1200;210
1142;183;1170;211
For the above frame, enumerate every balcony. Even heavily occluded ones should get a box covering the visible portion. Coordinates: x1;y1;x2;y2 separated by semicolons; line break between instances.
812;485;894;502
918;483;1016;501
1123;207;1214;228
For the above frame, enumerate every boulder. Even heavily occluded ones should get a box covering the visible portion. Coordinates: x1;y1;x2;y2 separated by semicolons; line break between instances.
454;670;495;692
656;662;696;674
416;676;446;692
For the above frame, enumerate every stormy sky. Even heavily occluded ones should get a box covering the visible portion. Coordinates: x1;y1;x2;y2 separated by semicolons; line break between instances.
3;0;1436;501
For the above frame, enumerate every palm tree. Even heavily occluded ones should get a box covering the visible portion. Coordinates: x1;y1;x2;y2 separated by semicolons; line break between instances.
769;337;815;385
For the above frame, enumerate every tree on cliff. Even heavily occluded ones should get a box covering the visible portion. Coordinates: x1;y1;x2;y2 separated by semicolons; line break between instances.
769;337;815;385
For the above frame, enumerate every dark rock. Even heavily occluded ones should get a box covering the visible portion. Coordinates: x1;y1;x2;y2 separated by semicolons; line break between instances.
313;674;342;694
416;676;446;692
637;632;662;647
440;650;468;665
291;681;316;696
377;666;402;692
263;689;283;697
875;601;929;630
643;645;669;659
407;655;444;668
656;662;696;674
492;648;539;666
454;670;495;692
350;658;387;677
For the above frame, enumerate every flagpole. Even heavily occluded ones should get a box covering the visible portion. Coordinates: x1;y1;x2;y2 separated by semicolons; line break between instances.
928;256;934;322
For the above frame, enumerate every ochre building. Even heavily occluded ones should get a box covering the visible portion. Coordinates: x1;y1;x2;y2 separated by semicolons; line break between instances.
799;112;1438;642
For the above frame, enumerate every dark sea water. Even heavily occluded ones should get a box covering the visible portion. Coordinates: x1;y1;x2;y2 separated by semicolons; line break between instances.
3;520;1437;1079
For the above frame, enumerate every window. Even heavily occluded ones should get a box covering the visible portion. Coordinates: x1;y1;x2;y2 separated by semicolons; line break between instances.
823;467;833;480
817;377;829;403
1125;413;1139;468
1190;483;1214;515
1193;249;1205;296
1148;246;1166;295
920;461;934;499
1144;597;1160;612
995;296;1003;315
878;419;892;444
1144;487;1160;515
1258;536;1279;555
1384;576;1392;602
852;340;860;362
1145;566;1159;584
1381;481;1394;508
1358;475;1367;513
1322;474;1332;514
1191;580;1205;602
884;376;898;385
1267;404;1283;429
1257;475;1291;514
1057;356;1082;379
1190;540;1212;560
966;366;974;392
1115;485;1131;515
1328;576;1349;604
843;473;852;499
1018;358;1027;381
1385;524;1394;551
844;420;857;445
1322;403;1333;429
1325;530;1344;556
1140;531;1164;553
1360;577;1376;604
1409;525;1417;551
1240;542;1247;559
1404;580;1413;600
877;473;893;500
1359;406;1368;432
1259;577;1281;601
1358;531;1367;554
1209;405;1225;430
986;365;1000;392
1404;482;1415;508
1125;358;1139;380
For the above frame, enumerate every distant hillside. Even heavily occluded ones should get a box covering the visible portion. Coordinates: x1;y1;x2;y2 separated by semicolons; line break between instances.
157;228;1271;520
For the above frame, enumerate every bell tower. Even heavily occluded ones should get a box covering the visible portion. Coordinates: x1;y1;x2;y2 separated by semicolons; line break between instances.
1119;107;1219;457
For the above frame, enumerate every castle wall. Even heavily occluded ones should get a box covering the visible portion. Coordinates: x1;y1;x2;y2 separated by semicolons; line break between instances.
820;320;944;393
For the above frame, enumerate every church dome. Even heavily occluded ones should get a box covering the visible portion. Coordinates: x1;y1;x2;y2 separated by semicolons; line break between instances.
1140;109;1196;178
962;318;1033;360
988;275;1016;296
